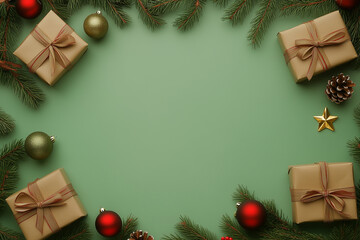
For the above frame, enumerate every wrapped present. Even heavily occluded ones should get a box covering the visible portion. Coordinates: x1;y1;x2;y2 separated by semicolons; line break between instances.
278;11;358;83
14;10;88;86
288;162;357;223
6;169;87;240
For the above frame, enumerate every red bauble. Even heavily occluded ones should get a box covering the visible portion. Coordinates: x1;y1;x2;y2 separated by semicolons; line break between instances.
336;0;359;9
15;0;42;19
95;209;122;237
235;200;266;230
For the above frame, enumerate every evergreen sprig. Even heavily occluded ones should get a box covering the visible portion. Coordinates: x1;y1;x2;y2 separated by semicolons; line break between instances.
0;140;24;209
149;0;185;15
223;0;257;26
0;4;44;108
164;216;218;240
0;225;24;240
0;109;15;136
47;218;91;240
174;0;207;31
135;0;165;30
248;0;278;47
119;216;139;240
213;0;231;7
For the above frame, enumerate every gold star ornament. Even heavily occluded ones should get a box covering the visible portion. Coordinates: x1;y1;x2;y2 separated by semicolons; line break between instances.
313;107;338;132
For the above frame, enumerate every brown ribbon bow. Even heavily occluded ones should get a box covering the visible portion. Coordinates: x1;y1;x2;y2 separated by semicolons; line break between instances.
14;180;76;233
28;24;76;76
291;162;356;222
284;21;349;80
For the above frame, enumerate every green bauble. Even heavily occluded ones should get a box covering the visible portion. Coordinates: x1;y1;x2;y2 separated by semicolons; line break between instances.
83;11;108;39
25;131;55;160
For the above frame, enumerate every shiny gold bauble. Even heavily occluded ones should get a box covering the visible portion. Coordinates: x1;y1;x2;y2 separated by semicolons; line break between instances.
83;11;108;39
25;131;55;160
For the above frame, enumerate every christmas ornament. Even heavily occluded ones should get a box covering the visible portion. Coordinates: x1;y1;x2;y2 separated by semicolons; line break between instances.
95;208;122;237
313;107;338;132
235;201;266;230
336;0;359;9
221;237;233;240
83;11;108;39
15;0;42;19
325;73;355;104
129;230;154;240
25;131;55;160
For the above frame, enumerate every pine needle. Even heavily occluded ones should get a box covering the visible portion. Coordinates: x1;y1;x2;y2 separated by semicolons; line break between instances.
119;216;139;240
0;109;15;136
47;218;91;240
0;140;24;209
174;0;207;31
162;234;187;240
247;0;278;48
174;216;218;240
149;0;184;15
220;215;248;240
0;224;24;240
213;0;231;7
223;0;257;25
135;0;165;30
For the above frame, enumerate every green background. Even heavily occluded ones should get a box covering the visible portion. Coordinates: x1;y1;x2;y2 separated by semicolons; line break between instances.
1;4;360;239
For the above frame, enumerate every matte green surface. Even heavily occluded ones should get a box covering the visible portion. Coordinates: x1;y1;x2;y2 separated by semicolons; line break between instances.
1;4;360;239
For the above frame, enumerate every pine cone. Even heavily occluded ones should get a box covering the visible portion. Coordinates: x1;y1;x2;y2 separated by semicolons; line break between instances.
325;73;355;104
129;230;154;240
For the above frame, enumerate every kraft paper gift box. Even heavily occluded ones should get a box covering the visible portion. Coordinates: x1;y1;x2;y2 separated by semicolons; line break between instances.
278;11;358;83
288;162;357;224
14;10;88;86
6;169;87;240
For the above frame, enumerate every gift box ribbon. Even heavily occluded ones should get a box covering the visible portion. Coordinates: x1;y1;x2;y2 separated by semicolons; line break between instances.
14;179;77;233
284;21;349;80
27;24;76;76
290;162;356;222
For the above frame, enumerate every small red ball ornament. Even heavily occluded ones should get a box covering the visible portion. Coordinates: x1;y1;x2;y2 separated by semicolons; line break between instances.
15;0;42;19
336;0;359;9
235;200;266;230
221;237;233;240
95;208;122;237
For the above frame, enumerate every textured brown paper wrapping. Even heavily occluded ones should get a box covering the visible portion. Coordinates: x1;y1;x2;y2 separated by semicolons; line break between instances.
6;169;87;240
278;11;358;83
14;10;88;86
288;162;357;224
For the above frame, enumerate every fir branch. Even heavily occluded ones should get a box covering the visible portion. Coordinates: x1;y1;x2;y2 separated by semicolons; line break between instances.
171;216;218;240
149;0;184;15
162;234;187;240
0;68;45;109
348;137;360;166
0;140;24;209
328;221;360;240
0;4;44;108
280;0;337;17
41;0;71;19
354;104;360;128
135;0;165;30
213;0;231;7
119;216;139;240
232;185;255;202
0;225;24;240
247;0;278;47
220;215;248;240
47;218;91;240
0;109;15;135
223;0;256;25
174;0;207;31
